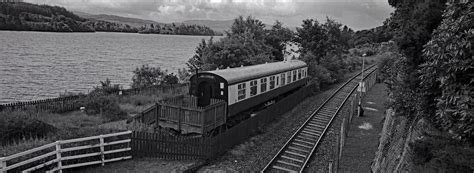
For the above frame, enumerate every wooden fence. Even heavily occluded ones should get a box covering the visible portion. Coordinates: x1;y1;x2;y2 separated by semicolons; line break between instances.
130;84;315;160
0;131;132;173
329;70;378;172
131;131;208;160
0;83;189;113
133;95;227;134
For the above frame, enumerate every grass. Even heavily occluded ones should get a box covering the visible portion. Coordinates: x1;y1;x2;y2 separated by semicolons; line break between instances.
0;84;188;157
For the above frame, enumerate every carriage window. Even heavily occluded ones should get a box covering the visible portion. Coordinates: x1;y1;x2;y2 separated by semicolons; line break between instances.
250;80;258;96
238;83;246;100
220;82;224;89
298;69;302;79
269;76;276;90
276;76;279;86
293;70;297;81
281;73;286;85
287;72;292;83
261;78;267;93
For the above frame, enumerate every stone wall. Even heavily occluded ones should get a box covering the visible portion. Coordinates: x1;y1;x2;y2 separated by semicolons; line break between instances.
371;109;472;172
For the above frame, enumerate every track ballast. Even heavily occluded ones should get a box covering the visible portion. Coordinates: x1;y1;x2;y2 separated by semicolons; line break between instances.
262;66;377;172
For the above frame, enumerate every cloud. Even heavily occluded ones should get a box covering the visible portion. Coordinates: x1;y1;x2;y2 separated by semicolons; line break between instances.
26;0;393;30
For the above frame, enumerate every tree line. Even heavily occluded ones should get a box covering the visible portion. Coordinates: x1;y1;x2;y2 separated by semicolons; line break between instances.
0;2;219;36
376;0;472;171
186;15;361;90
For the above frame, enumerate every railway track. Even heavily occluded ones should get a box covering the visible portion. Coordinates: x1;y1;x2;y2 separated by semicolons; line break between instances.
261;65;378;173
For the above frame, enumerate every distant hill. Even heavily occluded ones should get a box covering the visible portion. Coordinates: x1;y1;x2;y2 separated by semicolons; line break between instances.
74;11;163;28
0;3;220;35
75;11;221;36
77;12;233;33
182;20;234;33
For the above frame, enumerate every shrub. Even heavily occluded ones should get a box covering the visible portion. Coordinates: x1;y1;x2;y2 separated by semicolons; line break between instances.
0;111;56;145
163;73;179;85
90;78;121;95
131;64;166;88
82;96;128;121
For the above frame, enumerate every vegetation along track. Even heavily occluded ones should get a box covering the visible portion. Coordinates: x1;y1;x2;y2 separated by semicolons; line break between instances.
262;65;377;172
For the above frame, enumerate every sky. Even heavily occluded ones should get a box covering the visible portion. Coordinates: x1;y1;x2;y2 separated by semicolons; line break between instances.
25;0;394;31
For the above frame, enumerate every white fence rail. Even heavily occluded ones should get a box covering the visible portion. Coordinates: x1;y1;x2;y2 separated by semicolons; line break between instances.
0;131;132;173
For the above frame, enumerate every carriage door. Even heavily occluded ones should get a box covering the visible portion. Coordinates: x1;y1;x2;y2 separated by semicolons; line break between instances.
198;81;213;107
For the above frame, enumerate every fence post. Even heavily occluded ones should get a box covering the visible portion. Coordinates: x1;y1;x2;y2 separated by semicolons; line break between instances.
341;117;346;158
100;135;105;166
0;157;6;173
55;141;63;173
350;95;354;123
336;132;340;173
329;161;333;173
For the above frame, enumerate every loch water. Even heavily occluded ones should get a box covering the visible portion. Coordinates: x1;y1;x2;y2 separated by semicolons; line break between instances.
0;31;218;103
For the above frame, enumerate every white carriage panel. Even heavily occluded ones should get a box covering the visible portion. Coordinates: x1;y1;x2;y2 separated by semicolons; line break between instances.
228;84;239;105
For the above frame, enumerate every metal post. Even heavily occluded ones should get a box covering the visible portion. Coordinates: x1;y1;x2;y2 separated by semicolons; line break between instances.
358;54;365;117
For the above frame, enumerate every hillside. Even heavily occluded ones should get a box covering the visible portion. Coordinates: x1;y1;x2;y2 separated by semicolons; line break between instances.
0;2;93;32
75;12;164;28
0;2;220;35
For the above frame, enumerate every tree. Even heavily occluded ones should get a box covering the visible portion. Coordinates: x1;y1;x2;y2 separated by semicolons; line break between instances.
419;3;473;142
295;19;327;63
163;73;179;85
131;65;165;88
265;20;295;61
382;0;447;119
187;16;283;71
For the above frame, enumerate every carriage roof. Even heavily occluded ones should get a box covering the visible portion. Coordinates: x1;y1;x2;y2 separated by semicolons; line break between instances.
197;60;307;85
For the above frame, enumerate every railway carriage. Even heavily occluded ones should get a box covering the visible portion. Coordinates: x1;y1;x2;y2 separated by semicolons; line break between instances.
155;60;308;135
189;60;308;117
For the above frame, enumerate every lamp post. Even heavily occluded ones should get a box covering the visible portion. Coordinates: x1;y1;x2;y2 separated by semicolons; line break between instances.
358;53;366;117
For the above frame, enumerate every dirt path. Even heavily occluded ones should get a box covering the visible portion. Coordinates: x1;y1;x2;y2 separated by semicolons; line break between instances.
338;83;387;172
69;158;197;173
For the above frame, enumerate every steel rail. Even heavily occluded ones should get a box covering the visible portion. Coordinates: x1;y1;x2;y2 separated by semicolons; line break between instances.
261;65;377;173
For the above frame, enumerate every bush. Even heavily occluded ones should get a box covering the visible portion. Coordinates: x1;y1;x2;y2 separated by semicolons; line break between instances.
163;73;179;85
90;78;121;95
0;111;56;145
131;65;166;88
82;96;128;121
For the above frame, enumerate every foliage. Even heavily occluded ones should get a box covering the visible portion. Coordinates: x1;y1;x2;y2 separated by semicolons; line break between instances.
296;17;360;87
131;64;166;88
138;23;220;36
380;0;447;120
350;25;391;47
187;16;294;71
264;20;295;60
295;18;327;62
82;95;128;121
177;68;191;83
0;2;93;32
300;53;334;89
85;19;138;33
163;73;179;85
410;130;474;171
91;78;121;95
419;3;473;142
295;17;353;63
0;111;56;146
